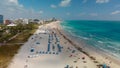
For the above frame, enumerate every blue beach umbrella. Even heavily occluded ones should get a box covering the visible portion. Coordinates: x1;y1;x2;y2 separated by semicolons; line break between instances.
47;43;50;51
65;65;69;68
103;64;107;68
30;48;34;52
36;42;40;44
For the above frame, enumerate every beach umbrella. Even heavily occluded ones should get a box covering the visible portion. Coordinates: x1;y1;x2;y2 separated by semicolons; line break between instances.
72;50;76;53
103;64;107;68
47;43;50;52
36;42;40;44
30;48;34;52
65;65;69;68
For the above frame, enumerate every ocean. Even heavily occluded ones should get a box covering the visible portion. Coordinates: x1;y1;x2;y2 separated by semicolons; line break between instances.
61;20;120;58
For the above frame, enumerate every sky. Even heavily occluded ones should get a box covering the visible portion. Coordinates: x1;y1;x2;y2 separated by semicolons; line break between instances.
0;0;120;20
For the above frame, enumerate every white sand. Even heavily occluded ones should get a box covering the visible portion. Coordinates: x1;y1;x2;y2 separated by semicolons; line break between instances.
8;21;120;68
8;21;97;68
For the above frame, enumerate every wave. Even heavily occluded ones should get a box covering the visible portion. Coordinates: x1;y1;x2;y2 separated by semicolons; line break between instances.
62;25;74;30
60;20;120;59
97;40;104;44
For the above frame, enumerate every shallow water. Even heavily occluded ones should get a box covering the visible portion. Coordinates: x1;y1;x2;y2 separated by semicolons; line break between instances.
61;20;120;58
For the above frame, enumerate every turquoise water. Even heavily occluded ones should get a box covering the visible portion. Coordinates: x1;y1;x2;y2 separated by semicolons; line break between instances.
61;20;120;58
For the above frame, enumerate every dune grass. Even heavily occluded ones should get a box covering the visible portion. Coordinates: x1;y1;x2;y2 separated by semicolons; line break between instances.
0;44;21;68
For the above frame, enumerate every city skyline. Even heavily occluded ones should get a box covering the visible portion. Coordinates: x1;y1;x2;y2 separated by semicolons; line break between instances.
0;0;120;20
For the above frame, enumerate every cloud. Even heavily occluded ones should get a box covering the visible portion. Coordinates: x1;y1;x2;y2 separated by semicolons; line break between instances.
90;13;98;16
9;0;18;4
39;10;43;14
51;4;57;8
59;0;71;7
0;0;42;19
111;10;120;15
78;12;86;16
82;0;87;3
115;5;120;8
96;0;109;3
66;12;70;15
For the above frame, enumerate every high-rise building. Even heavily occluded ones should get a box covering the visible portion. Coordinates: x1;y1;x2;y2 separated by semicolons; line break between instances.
0;15;3;24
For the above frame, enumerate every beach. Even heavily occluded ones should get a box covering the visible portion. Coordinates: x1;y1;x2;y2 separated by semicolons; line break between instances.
8;21;120;68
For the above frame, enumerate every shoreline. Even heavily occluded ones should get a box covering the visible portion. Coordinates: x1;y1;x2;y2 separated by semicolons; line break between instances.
7;21;120;68
58;21;120;68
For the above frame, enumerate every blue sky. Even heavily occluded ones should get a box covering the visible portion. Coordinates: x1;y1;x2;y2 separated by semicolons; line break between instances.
1;0;120;20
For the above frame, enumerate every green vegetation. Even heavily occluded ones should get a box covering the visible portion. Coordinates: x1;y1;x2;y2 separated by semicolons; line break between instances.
8;27;37;43
0;44;21;68
0;23;38;43
0;23;39;68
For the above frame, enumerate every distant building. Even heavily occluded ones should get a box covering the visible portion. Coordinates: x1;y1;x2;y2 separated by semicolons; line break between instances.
0;15;3;24
34;19;39;23
14;19;23;24
28;19;39;23
39;20;44;24
4;20;12;25
23;19;29;24
0;27;2;30
7;23;16;26
51;17;57;21
28;19;34;23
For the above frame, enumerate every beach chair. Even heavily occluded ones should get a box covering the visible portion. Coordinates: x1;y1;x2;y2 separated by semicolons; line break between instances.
65;65;69;68
69;55;72;57
82;57;85;60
